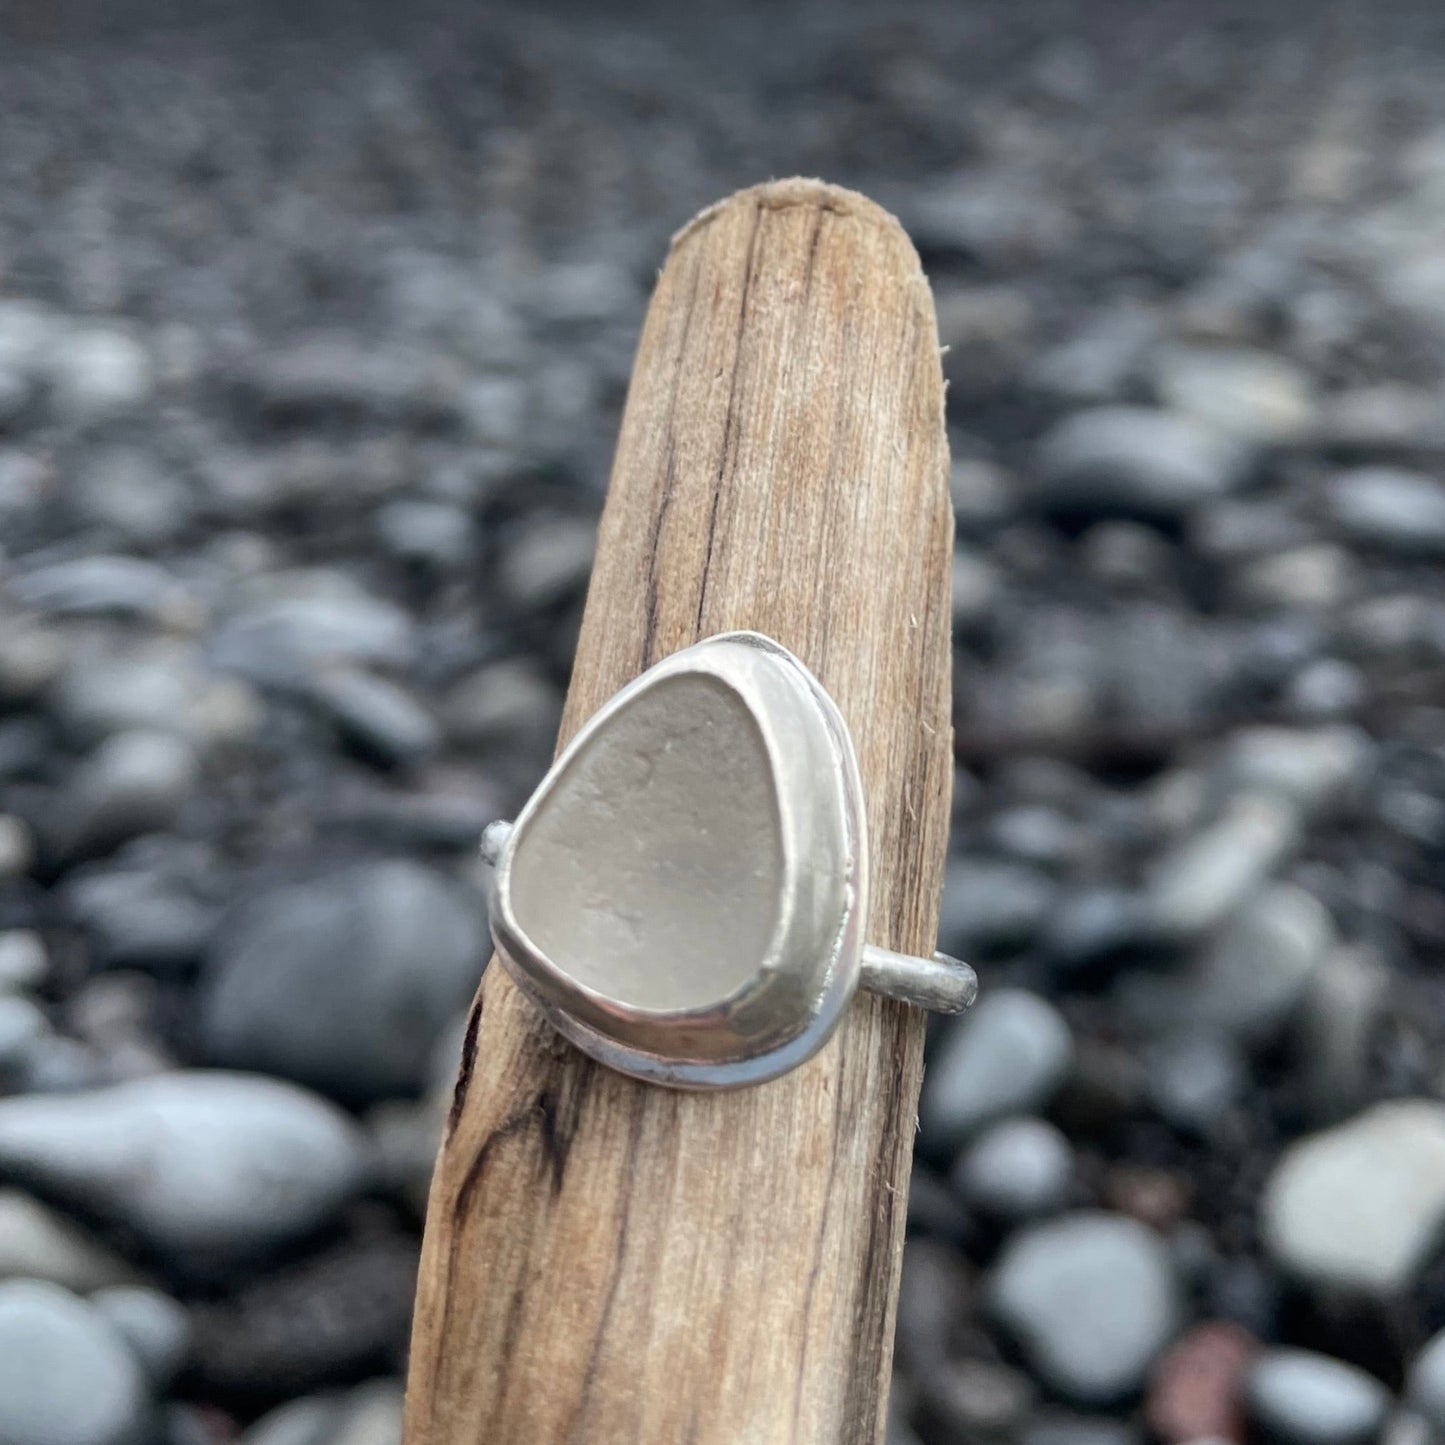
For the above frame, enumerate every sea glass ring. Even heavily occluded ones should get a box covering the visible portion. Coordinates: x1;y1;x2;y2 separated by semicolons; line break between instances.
481;631;977;1089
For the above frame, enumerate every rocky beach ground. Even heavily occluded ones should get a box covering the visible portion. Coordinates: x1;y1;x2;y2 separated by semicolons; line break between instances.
2;1;1445;1441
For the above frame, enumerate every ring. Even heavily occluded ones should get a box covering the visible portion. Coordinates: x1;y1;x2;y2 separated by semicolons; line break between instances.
480;630;977;1089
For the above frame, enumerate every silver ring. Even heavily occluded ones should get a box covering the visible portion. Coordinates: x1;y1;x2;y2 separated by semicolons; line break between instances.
481;630;977;1090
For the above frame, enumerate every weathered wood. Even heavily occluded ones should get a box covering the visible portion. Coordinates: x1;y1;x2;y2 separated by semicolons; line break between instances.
404;177;953;1445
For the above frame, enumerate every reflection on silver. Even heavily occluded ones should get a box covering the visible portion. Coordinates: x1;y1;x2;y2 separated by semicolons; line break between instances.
482;631;976;1090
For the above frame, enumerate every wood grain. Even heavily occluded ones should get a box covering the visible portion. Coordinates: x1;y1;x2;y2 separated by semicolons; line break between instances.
404;178;953;1445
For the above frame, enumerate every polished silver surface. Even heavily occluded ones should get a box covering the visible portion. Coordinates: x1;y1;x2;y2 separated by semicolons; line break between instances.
483;630;975;1089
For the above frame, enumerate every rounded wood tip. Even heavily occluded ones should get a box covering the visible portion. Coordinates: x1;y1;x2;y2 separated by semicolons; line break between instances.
671;178;923;275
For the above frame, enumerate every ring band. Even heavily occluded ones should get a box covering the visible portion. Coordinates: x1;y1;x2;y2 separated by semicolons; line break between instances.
480;631;977;1090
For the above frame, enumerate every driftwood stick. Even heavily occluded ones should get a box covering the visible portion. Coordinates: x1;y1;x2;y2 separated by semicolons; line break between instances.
404;178;953;1444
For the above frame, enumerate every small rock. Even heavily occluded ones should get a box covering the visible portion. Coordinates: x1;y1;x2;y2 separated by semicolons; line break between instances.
11;556;193;626
1146;1321;1257;1444
1406;1327;1445;1428
64;865;218;973
0;994;48;1069
1287;658;1367;720
0;1072;369;1269
497;517;596;613
1183;883;1334;1046
1022;1415;1141;1445
202;861;487;1102
937;857;1053;956
74;450;193;546
914;1356;1035;1442
49;326;154;422
1154;345;1314;443
92;1286;190;1388
1232;545;1356;612
307;669;440;770
1036;407;1249;524
0;930;47;993
0;1281;150;1445
210;573;413;686
374;499;475;570
1264;1100;1445;1296
239;1381;404;1445
952;548;998;629
0;1189;140;1291
1291;946;1390;1123
441;657;561;751
1215;726;1370;819
952;1117;1073;1221
1247;1348;1390;1445
1145;795;1302;940
920;990;1074;1151
0;814;35;880
1079;521;1175;588
1327;468;1445;556
1141;1030;1245;1133
59;731;200;856
989;1212;1181;1404
1104;1166;1194;1233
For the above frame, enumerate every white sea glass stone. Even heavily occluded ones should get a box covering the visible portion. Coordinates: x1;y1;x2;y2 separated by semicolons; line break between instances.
488;631;867;1088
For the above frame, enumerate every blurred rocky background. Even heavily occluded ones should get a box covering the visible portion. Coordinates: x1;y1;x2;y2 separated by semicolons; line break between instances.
1;0;1444;1442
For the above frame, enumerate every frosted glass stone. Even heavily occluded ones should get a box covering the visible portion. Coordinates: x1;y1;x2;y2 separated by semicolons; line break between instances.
508;672;784;1013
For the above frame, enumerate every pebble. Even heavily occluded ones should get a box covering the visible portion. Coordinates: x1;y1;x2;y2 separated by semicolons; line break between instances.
64;865;218;973
1140;1030;1245;1134
936;857;1054;956
1326;467;1445;555
1035;406;1249;523
59;730;200;856
240;1381;404;1445
1214;726;1370;819
1246;1348;1391;1445
1145;794;1302;940
0;1189;140;1292
988;1212;1181;1404
209;573;413;686
0;930;47;993
1406;1327;1445;1428
1154;345;1315;443
1180;883;1334;1046
895;1238;972;1374
0;814;35;879
914;1356;1036;1442
10;555;193;626
952;1116;1073;1220
373;499;475;570
441;657;561;750
0;1280;151;1445
306;669;440;771
1231;544;1356;612
92;1286;191;1388
48;326;154;422
920;989;1074;1151
1263;1100;1445;1296
1022;1416;1141;1445
74;449;193;547
201;861;487;1102
0;1072;369;1269
497;516;596;613
1145;1321;1257;1444
0;994;48;1069
1291;945;1390;1123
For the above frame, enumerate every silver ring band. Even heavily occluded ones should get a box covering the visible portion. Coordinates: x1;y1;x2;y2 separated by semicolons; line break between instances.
480;631;976;1090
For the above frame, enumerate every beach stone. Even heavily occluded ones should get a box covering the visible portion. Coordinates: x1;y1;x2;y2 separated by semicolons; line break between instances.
92;1286;190;1388
202;860;487;1102
0;930;47;993
1406;1326;1445;1428
0;1189;140;1292
0;1280;150;1445
0;1072;368;1269
1036;406;1249;523
1264;1100;1445;1296
1181;884;1334;1046
920;990;1074;1151
1145;1321;1257;1443
1327;467;1445;555
1145;795;1302;940
307;669;440;770
989;1212;1181;1404
1154;345;1314;442
1247;1348;1390;1445
952;1117;1073;1220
